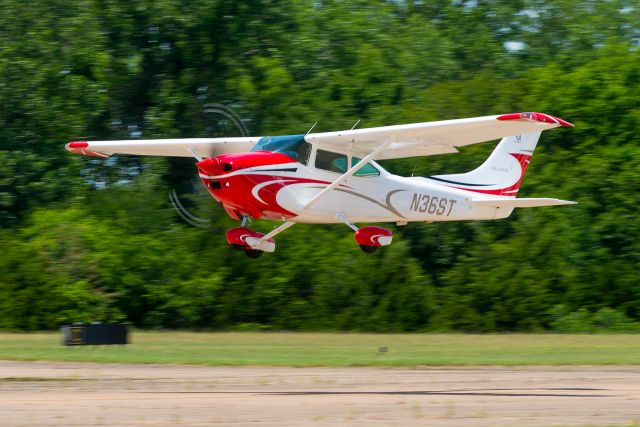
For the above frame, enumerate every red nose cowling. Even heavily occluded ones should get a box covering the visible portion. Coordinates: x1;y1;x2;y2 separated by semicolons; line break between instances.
197;151;298;221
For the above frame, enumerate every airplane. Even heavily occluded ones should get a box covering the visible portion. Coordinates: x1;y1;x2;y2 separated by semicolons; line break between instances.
66;111;575;258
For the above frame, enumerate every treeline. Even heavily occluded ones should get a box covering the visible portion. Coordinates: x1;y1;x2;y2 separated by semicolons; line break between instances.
1;0;640;331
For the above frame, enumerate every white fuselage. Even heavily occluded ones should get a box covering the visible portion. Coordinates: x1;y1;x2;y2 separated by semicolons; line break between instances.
253;161;512;224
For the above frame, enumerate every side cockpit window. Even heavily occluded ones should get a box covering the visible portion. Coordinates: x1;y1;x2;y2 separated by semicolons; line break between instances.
314;150;380;176
315;149;347;173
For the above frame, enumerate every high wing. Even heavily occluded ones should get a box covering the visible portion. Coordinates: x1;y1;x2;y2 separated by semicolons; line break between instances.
65;137;260;158
305;112;573;160
66;112;572;160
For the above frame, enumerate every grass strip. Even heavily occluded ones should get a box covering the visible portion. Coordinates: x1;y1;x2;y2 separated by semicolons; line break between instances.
1;332;639;367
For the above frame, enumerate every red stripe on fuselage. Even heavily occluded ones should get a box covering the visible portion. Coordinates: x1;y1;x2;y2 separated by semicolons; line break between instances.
201;172;337;220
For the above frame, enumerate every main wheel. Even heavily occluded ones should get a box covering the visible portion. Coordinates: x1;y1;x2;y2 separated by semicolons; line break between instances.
244;249;264;259
359;245;378;254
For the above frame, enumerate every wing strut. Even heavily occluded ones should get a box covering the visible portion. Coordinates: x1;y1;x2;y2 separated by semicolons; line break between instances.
188;148;203;162
253;139;392;249
262;221;296;241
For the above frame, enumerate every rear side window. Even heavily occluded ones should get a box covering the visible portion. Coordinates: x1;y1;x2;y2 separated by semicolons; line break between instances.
351;157;380;177
315;149;347;173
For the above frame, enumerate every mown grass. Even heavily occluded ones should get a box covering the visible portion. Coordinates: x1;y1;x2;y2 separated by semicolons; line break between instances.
1;332;639;366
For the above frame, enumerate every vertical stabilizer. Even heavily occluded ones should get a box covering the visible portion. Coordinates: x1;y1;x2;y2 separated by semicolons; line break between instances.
427;131;541;197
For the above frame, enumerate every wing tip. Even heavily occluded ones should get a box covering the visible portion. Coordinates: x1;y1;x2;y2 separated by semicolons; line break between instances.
65;141;87;155
497;112;574;128
65;141;109;158
67;141;88;149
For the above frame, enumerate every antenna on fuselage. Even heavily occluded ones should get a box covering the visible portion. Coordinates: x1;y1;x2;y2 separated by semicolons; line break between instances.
350;119;361;130
306;122;318;135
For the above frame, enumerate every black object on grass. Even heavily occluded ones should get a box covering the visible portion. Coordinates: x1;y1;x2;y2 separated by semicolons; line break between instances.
61;323;128;346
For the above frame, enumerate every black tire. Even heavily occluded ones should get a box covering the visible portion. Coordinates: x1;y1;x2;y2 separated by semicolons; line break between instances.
244;249;264;259
359;245;378;254
231;244;244;251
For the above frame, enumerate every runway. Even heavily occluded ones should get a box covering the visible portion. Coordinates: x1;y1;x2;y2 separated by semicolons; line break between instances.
1;361;639;426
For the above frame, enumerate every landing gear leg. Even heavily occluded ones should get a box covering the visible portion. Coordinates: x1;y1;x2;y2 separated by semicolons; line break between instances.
336;213;359;232
338;213;375;254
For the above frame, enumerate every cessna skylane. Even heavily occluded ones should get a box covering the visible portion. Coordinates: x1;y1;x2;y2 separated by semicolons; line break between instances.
66;112;575;258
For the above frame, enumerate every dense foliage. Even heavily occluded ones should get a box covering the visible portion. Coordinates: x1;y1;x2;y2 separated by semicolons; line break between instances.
1;0;640;331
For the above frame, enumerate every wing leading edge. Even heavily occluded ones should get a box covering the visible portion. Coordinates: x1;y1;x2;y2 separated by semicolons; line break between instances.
306;112;573;160
65;137;260;158
66;112;572;160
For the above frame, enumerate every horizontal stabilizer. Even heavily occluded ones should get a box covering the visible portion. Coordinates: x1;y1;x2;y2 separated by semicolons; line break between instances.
472;198;577;208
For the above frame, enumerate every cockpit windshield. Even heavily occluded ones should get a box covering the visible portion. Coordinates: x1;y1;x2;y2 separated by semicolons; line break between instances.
250;134;311;165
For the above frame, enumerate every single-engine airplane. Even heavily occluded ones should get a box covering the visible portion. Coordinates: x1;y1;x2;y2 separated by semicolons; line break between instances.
66;111;575;258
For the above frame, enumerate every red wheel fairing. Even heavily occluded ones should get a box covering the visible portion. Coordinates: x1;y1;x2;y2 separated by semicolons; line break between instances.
354;226;393;247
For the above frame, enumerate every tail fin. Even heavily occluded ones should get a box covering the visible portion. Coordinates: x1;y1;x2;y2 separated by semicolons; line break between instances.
427;131;541;198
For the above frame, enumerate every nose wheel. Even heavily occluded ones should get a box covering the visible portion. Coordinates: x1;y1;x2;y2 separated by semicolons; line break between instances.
226;216;288;259
239;216;263;258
